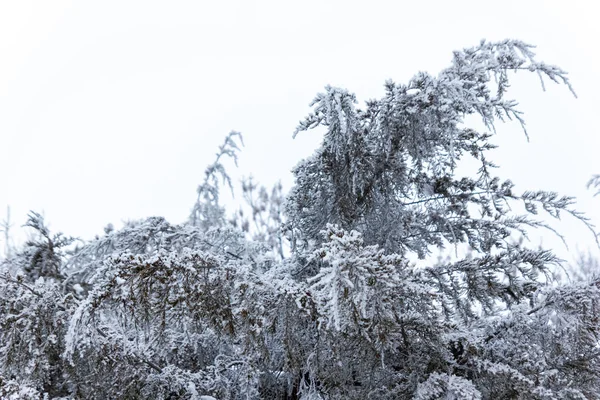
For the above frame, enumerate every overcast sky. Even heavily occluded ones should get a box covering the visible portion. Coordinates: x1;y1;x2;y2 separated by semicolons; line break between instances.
1;1;599;261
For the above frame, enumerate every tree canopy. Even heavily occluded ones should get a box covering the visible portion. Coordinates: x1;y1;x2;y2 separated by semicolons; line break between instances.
1;40;599;399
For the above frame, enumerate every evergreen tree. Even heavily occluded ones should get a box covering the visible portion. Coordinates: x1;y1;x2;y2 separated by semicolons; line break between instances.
1;40;599;399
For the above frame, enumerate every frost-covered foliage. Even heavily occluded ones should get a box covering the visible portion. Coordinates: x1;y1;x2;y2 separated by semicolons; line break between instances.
0;270;75;398
288;40;587;258
231;177;287;259
1;40;599;399
5;212;75;282
190;131;243;232
64;250;256;399
63;216;250;295
588;175;600;197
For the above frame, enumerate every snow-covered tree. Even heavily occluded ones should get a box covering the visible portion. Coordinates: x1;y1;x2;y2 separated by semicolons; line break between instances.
287;40;587;258
1;39;599;399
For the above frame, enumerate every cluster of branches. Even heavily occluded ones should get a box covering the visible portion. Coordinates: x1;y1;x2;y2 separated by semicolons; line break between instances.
1;40;599;399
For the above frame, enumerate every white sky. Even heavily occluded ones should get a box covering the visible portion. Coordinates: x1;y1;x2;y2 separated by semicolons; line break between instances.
0;1;599;262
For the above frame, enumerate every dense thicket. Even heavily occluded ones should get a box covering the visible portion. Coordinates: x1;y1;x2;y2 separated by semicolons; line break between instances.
1;40;599;399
